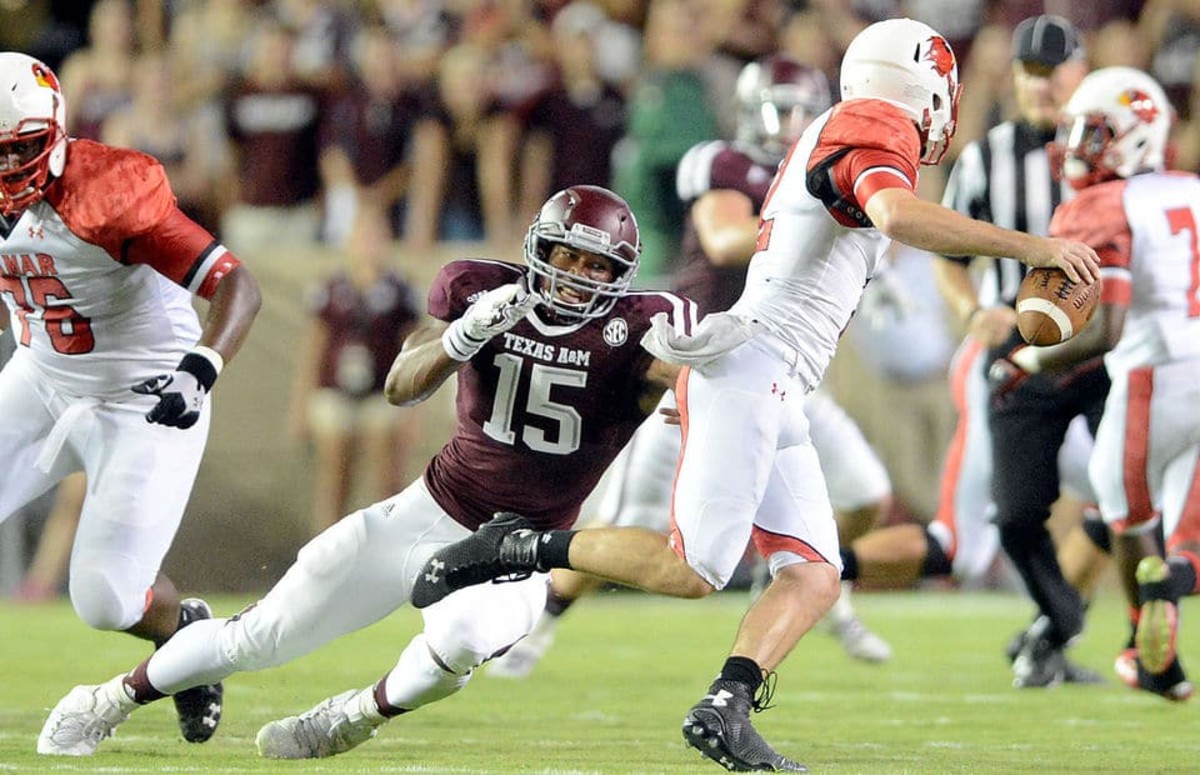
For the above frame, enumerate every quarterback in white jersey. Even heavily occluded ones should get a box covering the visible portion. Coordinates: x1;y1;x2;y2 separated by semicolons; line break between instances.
488;55;894;679
0;51;261;747
410;19;1100;772
1005;67;1200;701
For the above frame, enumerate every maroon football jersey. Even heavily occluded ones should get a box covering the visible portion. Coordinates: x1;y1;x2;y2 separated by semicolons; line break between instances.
424;258;697;530
673;140;777;315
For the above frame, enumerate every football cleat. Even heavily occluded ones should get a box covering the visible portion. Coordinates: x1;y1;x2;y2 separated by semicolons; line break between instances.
411;511;537;608
682;679;806;772
256;687;384;759
1134;556;1180;675
1011;617;1066;689
37;680;135;756
1136;657;1193;702
172;599;224;742
487;618;558;679
1007;616;1102;684
1114;647;1139;689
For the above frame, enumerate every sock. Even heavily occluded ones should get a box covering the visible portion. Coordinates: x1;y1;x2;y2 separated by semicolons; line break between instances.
536;530;575;570
921;529;953;577
368;680;404;720
840;548;859;581
545;589;575;618
122;660;166;704
717;656;763;695
1170;551;1200;597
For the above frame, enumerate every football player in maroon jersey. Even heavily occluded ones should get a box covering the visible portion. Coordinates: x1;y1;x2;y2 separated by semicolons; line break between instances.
38;185;700;761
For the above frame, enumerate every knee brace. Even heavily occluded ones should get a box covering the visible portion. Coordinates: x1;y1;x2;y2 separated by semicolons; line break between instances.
68;563;144;631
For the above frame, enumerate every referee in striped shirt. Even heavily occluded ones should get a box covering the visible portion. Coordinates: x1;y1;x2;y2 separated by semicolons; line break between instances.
933;15;1112;687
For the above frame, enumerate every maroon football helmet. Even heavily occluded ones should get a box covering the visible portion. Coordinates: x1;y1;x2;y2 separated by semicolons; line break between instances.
524;185;641;320
735;54;832;165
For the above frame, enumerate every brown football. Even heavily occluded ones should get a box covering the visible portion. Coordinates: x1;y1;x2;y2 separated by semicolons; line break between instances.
1015;267;1101;346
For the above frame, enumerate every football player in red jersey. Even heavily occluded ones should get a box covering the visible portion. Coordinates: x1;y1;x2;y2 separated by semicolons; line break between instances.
0;52;262;750
993;66;1200;702
37;185;702;760
487;54;895;680
412;19;1099;771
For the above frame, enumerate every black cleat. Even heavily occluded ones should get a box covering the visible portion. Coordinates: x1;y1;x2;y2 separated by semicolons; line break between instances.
1011;617;1066;689
172;599;223;743
682;679;805;772
411;512;537;609
1136;656;1193;702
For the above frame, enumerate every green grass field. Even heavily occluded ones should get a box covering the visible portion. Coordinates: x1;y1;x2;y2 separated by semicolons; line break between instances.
1;588;1196;774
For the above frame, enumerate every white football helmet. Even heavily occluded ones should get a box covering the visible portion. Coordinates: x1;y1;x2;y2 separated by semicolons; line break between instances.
735;54;832;165
1052;66;1171;189
0;52;68;216
839;18;961;165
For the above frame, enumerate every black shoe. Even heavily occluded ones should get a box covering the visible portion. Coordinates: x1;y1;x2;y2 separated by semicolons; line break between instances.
681;679;805;772
172;599;223;742
1137;656;1193;702
1011;618;1066;689
411;512;536;609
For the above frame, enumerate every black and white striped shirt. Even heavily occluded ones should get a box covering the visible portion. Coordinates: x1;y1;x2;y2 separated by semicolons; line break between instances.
941;121;1074;307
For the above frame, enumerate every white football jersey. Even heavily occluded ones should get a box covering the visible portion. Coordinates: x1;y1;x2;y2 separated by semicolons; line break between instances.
729;100;920;390
0;140;239;400
1050;171;1200;377
1115;173;1200;371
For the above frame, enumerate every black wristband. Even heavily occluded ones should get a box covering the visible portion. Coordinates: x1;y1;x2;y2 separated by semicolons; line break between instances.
177;352;219;392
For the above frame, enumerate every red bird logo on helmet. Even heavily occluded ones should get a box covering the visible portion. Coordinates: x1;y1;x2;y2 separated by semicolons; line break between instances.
924;36;955;77
1119;89;1159;124
31;62;60;91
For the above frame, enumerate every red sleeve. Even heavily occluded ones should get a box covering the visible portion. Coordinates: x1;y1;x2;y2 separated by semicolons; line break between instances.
810;101;921;210
1050;180;1132;306
46;140;241;299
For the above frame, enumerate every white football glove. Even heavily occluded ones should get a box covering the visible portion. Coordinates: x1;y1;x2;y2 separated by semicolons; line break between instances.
442;282;539;361
131;348;222;429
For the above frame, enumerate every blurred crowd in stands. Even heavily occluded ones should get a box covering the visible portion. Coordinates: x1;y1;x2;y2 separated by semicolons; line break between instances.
4;0;1195;280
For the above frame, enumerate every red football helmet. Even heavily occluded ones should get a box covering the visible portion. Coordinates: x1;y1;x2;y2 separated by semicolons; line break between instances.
524;185;641;320
0;52;68;216
736;54;832;164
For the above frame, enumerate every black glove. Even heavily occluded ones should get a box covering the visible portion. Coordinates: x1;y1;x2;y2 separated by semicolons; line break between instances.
132;350;220;429
987;346;1031;403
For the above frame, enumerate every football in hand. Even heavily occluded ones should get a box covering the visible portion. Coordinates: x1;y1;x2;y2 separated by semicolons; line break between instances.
1015;267;1101;346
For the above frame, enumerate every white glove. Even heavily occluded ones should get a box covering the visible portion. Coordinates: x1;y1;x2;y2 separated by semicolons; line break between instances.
641;312;755;369
442;283;539;361
131;348;222;429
